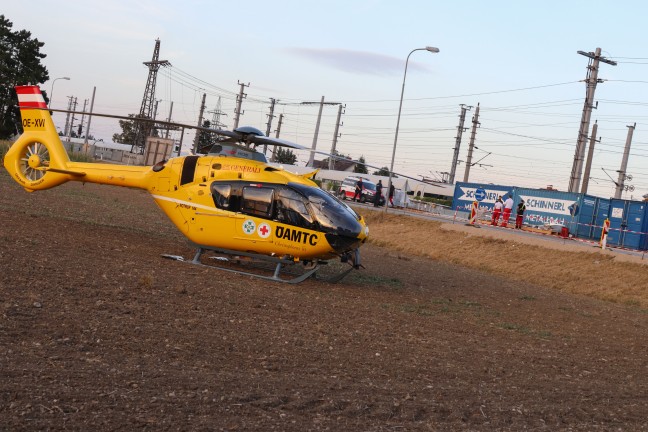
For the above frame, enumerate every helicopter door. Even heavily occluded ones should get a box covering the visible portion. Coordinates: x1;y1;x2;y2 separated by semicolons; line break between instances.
241;186;274;218
238;185;275;243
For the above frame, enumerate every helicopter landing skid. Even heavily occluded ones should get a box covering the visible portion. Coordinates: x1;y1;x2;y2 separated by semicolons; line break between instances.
162;245;358;284
163;245;321;284
313;265;354;283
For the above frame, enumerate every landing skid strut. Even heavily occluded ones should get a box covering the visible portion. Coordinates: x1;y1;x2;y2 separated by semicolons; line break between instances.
162;244;358;284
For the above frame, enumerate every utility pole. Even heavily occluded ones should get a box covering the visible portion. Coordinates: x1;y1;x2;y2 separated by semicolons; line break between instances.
271;113;284;162
63;96;74;137
152;99;161;137
463;103;480;183
329;104;345;170
568;47;617;192
263;98;277;155
178;127;185;156
580;121;599;195
67;97;78;142
83;86;96;148
265;98;277;136
164;101;174;139
306;96;324;167
614;123;636;199
233;81;249;129
449;104;471;184
193;93;207;154
301;96;341;167
78;98;88;137
275;113;284;138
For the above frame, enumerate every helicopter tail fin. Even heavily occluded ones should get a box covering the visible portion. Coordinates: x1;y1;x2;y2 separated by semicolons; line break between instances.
3;85;76;191
301;169;319;180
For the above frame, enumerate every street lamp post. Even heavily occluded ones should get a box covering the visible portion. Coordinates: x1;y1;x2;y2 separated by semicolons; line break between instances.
385;47;439;212
48;76;70;108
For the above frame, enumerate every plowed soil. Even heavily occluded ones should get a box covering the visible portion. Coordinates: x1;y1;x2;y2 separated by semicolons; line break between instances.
1;169;647;431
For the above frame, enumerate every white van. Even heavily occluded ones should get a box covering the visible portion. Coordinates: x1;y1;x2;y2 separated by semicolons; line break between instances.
338;176;385;205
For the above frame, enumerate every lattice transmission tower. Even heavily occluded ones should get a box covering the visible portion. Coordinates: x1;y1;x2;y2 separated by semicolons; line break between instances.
132;39;170;153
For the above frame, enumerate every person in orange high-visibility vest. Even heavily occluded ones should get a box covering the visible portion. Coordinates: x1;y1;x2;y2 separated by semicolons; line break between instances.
492;197;503;226
501;194;514;227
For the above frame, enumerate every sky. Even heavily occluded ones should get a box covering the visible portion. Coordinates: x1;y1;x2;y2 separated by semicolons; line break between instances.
5;0;648;199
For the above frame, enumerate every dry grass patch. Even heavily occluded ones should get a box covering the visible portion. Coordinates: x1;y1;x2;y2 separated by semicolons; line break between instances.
364;212;648;308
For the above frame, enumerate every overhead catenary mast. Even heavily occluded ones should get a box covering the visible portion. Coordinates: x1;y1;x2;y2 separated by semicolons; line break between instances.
263;98;277;155
193;93;207;154
462;103;480;183
449;104;471;184
232;81;249;129
568;47;616;192
614;123;636;199
132;39;170;154
329;104;345;170
301;96;341;167
271;113;284;162
208;97;227;130
580;120;599;195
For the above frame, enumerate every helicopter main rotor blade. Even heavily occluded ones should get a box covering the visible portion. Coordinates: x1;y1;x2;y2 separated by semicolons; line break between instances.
43;109;442;185
303;149;448;185
43;108;305;148
247;135;308;150
44;108;249;141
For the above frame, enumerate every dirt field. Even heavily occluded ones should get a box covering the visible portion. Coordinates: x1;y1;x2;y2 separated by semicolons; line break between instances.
1;169;647;431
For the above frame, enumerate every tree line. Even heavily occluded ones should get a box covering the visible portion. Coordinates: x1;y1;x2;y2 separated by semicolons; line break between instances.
0;15;49;139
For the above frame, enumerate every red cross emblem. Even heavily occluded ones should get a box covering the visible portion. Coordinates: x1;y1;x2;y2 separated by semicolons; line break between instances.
257;223;271;238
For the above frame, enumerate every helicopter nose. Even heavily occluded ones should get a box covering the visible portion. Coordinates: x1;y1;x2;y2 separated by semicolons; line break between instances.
358;224;369;242
325;233;360;253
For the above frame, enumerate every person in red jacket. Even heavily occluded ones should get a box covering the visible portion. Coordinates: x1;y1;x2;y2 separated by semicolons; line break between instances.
492;197;503;226
501;194;514;227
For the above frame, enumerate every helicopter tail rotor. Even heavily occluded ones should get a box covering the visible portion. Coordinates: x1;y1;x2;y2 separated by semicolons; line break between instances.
4;86;75;191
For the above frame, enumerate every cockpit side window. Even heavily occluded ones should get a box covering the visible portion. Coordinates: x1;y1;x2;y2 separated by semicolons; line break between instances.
274;187;315;229
211;183;231;209
289;182;361;237
242;186;274;217
210;182;322;230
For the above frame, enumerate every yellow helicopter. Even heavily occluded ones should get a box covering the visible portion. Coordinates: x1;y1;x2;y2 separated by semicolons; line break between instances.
4;85;369;283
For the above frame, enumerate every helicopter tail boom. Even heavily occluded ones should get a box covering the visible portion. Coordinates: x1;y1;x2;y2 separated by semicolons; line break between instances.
4;86;150;192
